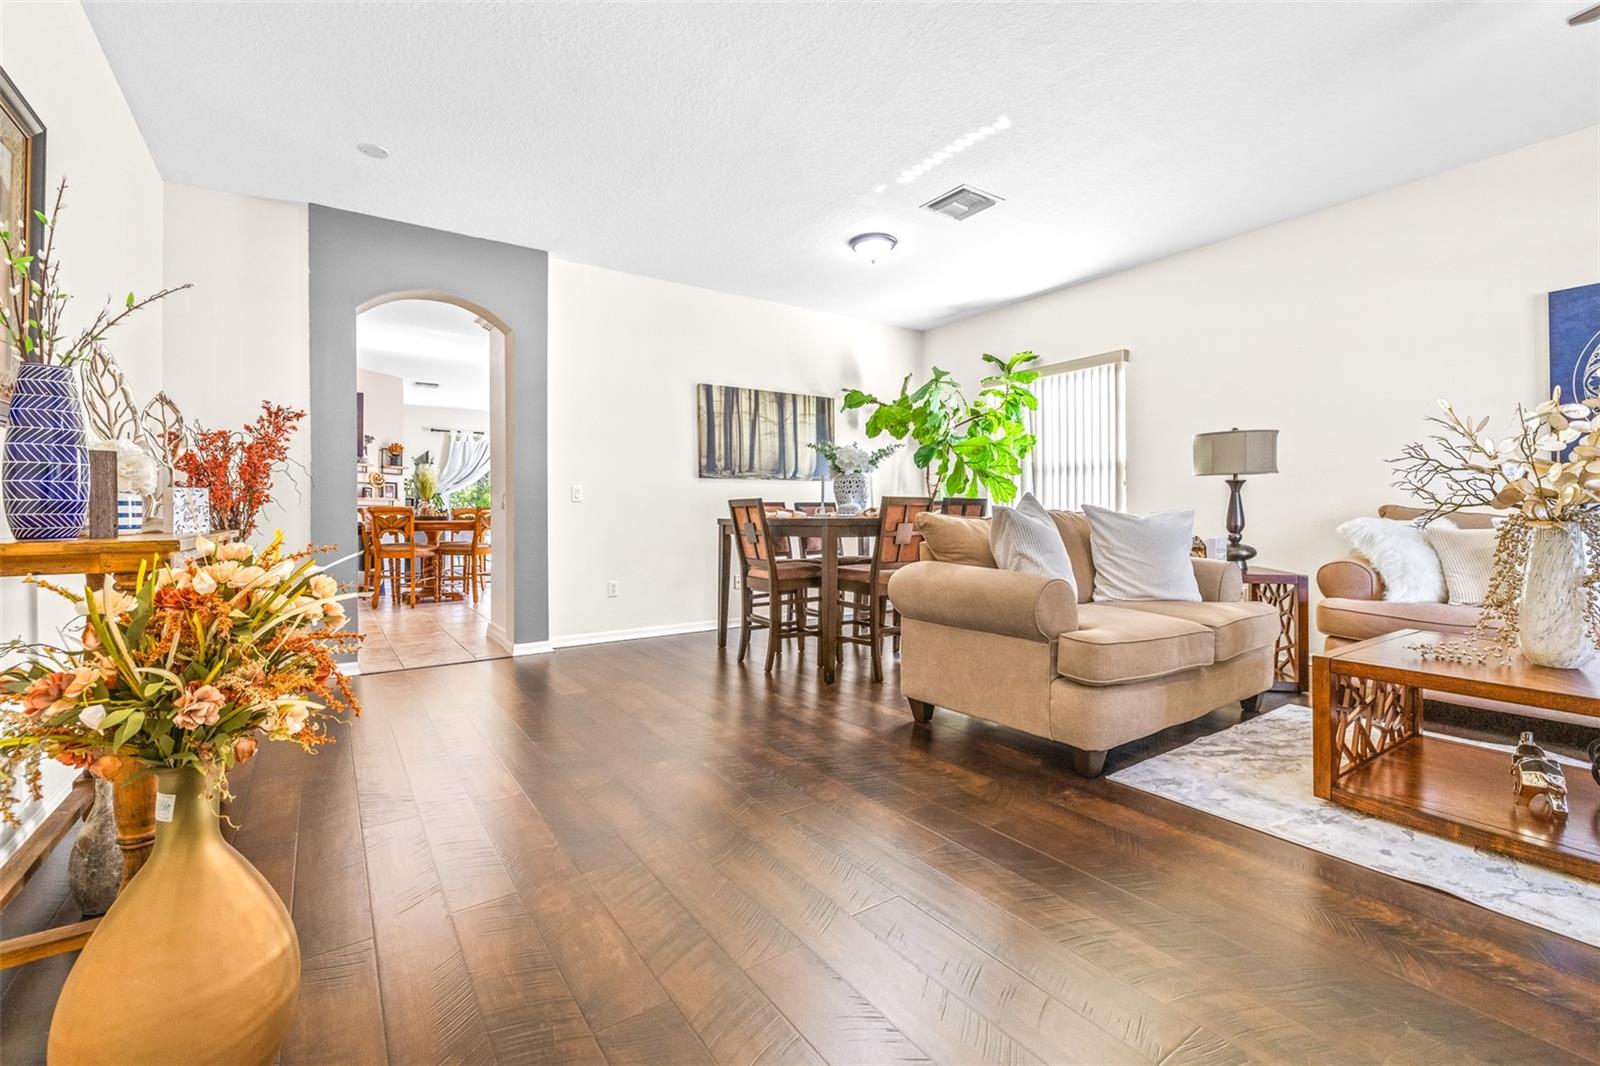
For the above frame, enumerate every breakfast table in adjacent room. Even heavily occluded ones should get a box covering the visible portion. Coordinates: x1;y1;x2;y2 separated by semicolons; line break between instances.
716;512;881;684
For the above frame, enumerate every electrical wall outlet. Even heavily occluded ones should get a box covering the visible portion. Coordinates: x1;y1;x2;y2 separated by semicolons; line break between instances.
606;580;619;598
570;485;584;502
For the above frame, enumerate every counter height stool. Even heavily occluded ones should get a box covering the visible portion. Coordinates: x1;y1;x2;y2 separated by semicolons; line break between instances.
730;498;821;673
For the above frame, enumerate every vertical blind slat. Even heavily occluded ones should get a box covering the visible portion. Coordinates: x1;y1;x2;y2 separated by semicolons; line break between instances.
1023;359;1126;512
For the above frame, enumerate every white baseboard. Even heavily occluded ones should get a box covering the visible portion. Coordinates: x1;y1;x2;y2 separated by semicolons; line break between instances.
336;659;362;676
552;619;720;649
486;622;553;656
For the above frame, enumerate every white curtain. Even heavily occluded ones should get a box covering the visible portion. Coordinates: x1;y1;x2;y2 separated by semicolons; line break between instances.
433;431;490;498
1021;353;1127;511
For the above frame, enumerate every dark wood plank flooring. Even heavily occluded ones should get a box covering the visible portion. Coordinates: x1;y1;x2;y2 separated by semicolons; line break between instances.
4;631;1598;1064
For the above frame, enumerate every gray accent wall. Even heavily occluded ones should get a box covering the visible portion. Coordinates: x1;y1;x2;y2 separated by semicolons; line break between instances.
308;205;549;646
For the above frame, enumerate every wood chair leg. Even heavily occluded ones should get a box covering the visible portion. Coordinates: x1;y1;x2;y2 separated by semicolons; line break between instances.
737;584;753;663
763;594;781;674
370;560;382;607
869;594;885;684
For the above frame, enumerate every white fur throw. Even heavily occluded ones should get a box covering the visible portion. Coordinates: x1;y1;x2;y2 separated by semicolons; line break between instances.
1337;516;1455;603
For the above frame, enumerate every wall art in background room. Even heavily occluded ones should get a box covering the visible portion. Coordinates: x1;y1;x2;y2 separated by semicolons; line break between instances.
696;383;833;480
1549;282;1600;403
0;66;46;427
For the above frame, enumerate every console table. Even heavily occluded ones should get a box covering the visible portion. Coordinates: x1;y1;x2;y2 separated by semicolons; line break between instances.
1311;629;1599;881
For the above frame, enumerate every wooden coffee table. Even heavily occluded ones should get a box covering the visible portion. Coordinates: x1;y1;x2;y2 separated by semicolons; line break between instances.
1311;629;1599;881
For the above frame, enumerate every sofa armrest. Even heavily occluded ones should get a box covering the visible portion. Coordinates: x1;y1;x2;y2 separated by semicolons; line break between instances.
887;561;1077;642
1191;558;1242;602
1317;557;1383;601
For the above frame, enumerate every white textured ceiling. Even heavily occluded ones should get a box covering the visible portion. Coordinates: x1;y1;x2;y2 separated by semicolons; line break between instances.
357;299;489;411
86;1;1598;330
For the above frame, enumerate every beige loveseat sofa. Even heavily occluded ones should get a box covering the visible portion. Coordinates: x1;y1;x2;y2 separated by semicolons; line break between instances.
1316;503;1494;650
886;511;1277;776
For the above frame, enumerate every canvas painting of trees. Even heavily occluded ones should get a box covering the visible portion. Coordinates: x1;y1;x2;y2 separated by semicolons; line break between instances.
696;384;834;479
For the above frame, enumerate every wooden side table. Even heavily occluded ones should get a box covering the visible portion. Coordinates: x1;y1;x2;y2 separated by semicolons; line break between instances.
1242;565;1308;693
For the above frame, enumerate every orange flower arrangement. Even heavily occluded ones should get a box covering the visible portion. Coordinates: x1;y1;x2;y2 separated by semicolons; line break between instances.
0;534;361;825
174;403;305;538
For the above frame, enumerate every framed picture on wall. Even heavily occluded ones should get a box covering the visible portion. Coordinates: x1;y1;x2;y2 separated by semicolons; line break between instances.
1550;283;1600;405
695;383;835;480
380;482;397;499
0;66;45;428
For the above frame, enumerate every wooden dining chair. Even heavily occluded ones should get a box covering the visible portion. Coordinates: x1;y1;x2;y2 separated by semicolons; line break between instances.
729;498;820;673
836;496;935;682
762;501;796;560
435;510;491;603
794;501;870;563
359;510;378;594
938;497;989;517
367;506;438;608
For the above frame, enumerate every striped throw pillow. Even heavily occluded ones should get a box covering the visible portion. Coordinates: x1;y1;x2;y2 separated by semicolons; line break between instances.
1083;505;1202;602
1424;523;1498;606
991;493;1076;591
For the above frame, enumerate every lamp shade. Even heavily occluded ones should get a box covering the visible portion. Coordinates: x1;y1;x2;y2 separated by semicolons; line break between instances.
1193;428;1278;477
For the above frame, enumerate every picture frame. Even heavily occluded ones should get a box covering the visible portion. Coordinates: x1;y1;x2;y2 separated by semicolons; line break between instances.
380;481;397;499
695;383;834;480
0;65;45;427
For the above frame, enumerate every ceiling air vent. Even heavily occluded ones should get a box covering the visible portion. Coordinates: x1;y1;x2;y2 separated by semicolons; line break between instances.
921;185;1001;221
413;381;440;389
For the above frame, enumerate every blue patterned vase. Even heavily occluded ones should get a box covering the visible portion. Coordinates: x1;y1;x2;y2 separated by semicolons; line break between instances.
3;362;90;540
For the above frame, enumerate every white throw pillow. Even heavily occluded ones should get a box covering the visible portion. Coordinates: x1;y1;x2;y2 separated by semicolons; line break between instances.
1336;516;1455;603
1083;505;1201;602
991;493;1076;591
1424;523;1498;606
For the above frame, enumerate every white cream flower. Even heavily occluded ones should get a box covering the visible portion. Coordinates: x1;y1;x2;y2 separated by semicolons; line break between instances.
205;561;240;586
80;587;136;618
195;534;216;557
217;541;254;562
232;565;268;590
78;704;108;731
308;574;339;599
191;571;218;596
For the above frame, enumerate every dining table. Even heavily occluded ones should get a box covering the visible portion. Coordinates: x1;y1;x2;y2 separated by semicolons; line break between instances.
413;515;476;602
716;512;882;684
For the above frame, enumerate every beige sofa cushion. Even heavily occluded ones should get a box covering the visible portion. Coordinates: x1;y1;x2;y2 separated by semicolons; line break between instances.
1317;597;1483;643
888;562;1077;641
915;512;996;568
1378;503;1496;529
1109;600;1278;662
1046;510;1096;603
1057;604;1214;686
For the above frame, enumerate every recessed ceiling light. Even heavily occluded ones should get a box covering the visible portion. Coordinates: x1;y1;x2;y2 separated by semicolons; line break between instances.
356;142;389;160
848;232;898;264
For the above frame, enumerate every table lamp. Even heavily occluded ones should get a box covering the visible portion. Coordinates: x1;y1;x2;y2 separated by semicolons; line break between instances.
1192;428;1278;569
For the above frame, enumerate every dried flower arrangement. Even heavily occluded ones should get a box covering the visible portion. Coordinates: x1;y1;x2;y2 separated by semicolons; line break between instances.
174;403;306;539
1393;389;1600;664
0;179;190;367
0;534;362;827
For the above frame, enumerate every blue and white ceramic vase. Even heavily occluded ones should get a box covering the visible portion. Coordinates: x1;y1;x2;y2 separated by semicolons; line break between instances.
2;362;90;540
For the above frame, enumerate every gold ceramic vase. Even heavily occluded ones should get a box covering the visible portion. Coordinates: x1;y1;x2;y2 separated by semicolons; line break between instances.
48;766;300;1065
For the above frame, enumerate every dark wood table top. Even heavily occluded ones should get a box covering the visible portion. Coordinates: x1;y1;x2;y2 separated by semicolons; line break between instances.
717;513;882;532
1319;628;1600;719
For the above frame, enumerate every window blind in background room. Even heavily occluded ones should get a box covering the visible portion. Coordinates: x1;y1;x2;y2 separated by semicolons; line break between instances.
1020;349;1128;511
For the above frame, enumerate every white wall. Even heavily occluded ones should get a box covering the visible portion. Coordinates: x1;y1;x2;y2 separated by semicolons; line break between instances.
0;0;166;861
548;260;922;644
921;128;1600;637
162;183;310;546
355;368;404;460
403;403;488;464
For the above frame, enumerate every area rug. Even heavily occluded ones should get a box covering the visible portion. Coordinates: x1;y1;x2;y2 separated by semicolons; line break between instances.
1108;705;1600;947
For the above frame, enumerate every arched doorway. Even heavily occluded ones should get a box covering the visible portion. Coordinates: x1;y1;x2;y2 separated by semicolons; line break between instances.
354;296;513;671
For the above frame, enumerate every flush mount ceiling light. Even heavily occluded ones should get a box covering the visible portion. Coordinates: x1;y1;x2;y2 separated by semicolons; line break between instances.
356;142;389;160
848;232;898;264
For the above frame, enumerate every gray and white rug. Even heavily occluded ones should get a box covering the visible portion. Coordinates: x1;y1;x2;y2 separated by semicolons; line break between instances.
1108;705;1600;947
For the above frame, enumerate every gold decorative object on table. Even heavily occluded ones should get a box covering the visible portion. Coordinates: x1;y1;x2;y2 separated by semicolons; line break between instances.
1511;731;1569;818
48;767;298;1066
0;533;364;1062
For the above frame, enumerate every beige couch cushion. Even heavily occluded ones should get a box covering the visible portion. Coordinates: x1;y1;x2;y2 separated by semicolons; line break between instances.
888;562;1077;641
1317;597;1483;642
1378;503;1496;529
1046;510;1096;603
1057;604;1213;686
915;512;996;568
1109;600;1278;661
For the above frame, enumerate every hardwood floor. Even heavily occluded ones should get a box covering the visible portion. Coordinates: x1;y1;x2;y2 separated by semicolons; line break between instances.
4;632;1598;1064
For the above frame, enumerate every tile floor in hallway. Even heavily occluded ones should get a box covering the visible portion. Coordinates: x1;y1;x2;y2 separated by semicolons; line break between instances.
356;586;506;673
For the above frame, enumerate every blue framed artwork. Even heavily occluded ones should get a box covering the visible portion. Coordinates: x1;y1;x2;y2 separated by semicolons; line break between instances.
1549;283;1600;404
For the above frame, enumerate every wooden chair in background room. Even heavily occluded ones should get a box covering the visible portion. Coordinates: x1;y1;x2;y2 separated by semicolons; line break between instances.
938;497;989;517
794;501;870;563
729;498;820;673
454;507;492;593
836;496;935;682
436;509;491;603
359;510;378;593
762;501;795;560
367;506;438;608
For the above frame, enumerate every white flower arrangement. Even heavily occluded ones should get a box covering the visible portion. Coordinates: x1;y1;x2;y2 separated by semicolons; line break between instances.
808;440;898;475
113;439;158;495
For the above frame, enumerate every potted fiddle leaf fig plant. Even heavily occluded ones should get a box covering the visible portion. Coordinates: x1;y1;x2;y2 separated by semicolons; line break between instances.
842;351;1040;503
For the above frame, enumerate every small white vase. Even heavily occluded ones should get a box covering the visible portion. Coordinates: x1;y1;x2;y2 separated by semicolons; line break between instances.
832;472;870;515
1519;523;1594;669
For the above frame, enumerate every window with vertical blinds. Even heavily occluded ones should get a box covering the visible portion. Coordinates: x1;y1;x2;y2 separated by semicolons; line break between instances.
1020;350;1128;511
